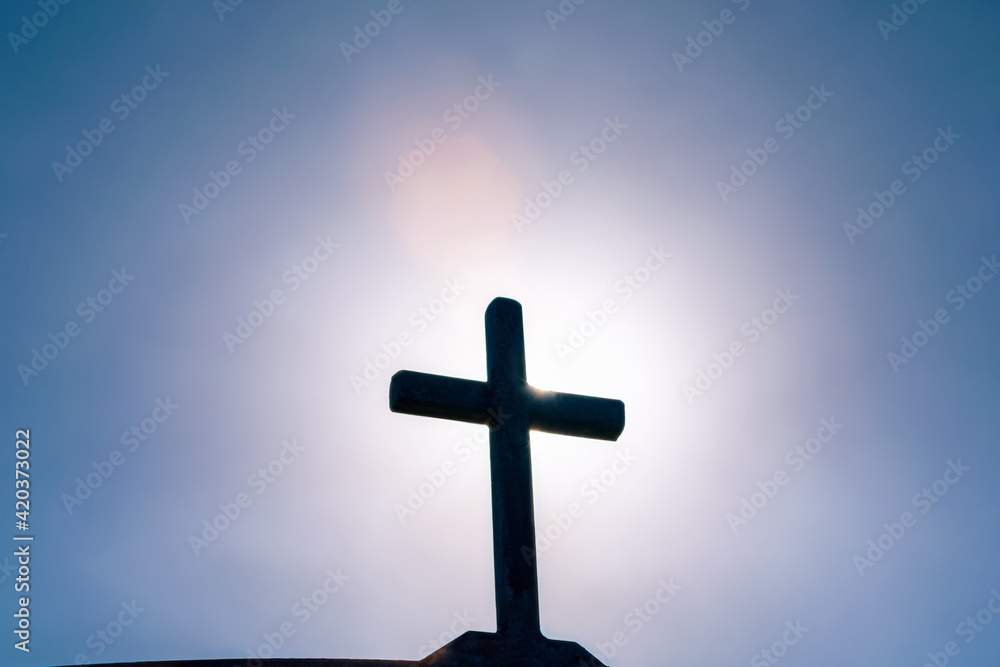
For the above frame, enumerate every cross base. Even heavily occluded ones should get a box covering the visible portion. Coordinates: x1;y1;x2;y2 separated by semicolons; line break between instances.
74;630;607;667
422;630;609;667
67;632;610;667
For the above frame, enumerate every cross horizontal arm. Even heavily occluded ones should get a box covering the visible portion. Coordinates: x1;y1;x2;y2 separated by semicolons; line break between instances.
389;371;492;425
529;389;625;441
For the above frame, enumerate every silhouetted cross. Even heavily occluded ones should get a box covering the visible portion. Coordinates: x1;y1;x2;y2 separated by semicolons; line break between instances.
389;297;625;642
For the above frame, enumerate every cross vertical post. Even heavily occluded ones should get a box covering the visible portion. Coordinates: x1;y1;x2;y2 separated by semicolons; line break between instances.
484;298;538;638
389;297;625;656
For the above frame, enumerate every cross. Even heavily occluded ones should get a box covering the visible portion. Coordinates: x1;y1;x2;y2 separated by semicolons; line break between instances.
389;297;625;645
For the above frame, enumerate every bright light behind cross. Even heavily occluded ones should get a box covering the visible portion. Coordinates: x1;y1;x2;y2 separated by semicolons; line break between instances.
386;134;522;270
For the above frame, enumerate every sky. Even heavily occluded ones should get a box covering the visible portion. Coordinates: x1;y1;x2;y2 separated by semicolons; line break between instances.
2;1;1000;665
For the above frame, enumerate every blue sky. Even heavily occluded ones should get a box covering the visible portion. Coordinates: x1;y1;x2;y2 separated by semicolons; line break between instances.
2;1;1000;665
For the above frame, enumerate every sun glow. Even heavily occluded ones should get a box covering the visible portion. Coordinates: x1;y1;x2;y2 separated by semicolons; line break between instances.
387;133;522;269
